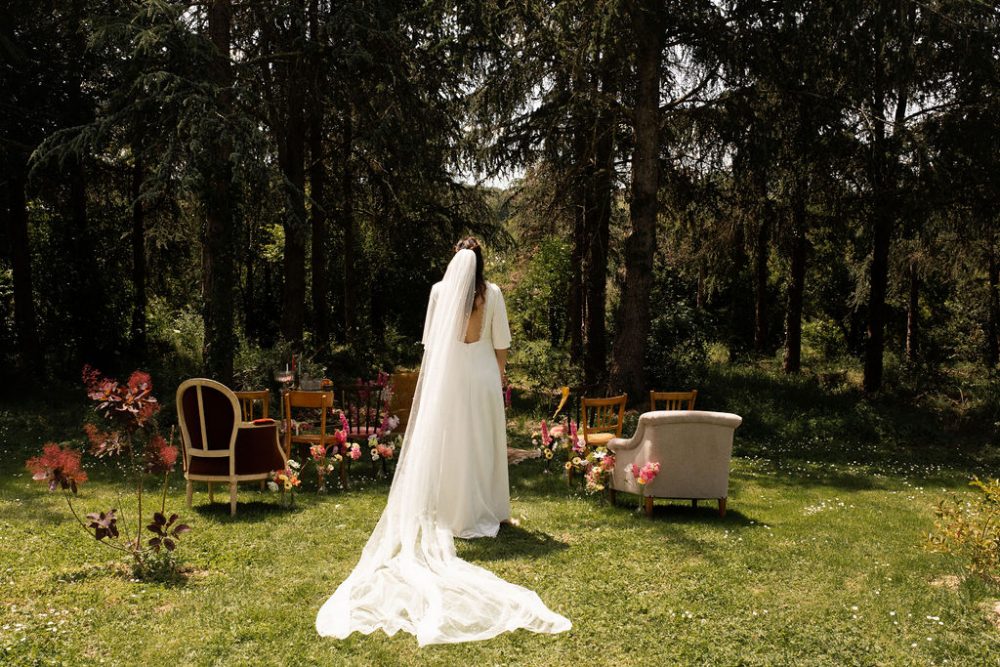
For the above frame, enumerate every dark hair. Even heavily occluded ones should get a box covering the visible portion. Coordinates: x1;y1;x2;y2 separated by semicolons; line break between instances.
454;237;487;306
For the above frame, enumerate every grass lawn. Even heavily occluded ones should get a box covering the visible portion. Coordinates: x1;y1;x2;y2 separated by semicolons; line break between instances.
1;362;998;666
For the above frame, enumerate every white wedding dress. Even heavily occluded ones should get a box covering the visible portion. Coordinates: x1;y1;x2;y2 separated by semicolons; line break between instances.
316;249;571;646
424;278;512;538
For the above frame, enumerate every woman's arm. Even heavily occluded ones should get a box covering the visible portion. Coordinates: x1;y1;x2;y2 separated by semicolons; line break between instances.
492;285;512;387
495;348;508;386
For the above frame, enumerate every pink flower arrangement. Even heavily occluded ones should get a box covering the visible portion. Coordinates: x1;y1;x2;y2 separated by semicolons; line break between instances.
348;443;362;461
569;420;586;455
376;443;395;460
629;461;661;486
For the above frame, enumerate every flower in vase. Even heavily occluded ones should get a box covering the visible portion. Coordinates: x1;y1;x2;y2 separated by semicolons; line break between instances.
370;447;379;461
349;443;362;461
544;449;554;460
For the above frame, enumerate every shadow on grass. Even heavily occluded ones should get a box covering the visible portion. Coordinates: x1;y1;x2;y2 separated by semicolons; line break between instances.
607;495;758;527
191;499;294;522
456;523;569;561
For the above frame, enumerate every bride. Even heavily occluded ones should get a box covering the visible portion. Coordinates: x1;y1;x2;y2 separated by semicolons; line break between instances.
316;238;571;645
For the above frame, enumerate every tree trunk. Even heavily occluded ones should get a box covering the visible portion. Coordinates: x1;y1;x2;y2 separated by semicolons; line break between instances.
783;194;807;374
583;60;617;391
864;1;912;393
864;202;892;392
987;239;999;369
130;150;147;357
905;258;918;362
569;161;586;365
4;157;42;373
753;215;771;354
68;159;93;354
308;0;329;351
341;109;358;345
610;0;661;398
280;6;307;346
202;0;236;383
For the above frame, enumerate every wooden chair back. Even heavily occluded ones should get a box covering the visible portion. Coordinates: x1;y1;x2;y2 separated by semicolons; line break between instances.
389;371;419;431
582;394;628;439
649;390;698;412
176;379;241;471
283;390;335;458
340;383;388;442
234;390;270;421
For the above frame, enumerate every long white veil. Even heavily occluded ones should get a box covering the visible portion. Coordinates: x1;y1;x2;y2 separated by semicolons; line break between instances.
316;249;571;645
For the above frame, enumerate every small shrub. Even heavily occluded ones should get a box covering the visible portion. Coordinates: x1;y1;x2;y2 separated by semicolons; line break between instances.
928;477;1000;588
801;318;846;361
25;367;191;581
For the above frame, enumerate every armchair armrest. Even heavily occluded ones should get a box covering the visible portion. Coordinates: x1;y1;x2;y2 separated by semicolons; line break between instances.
233;421;286;474
607;436;639;452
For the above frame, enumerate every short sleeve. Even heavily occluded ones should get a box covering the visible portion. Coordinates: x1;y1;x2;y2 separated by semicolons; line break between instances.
491;285;512;350
421;283;439;346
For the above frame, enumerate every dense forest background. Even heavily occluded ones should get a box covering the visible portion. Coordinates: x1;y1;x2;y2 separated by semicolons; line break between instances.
1;0;998;406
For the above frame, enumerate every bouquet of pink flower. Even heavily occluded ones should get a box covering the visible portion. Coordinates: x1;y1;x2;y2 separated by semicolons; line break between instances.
532;419;561;470
628;461;661;486
569;420;586;455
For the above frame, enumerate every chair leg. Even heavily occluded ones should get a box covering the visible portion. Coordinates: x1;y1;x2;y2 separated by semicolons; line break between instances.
186;480;193;508
229;481;237;516
644;496;653;516
608;488;616;506
692;498;698;509
259;480;265;491
718;497;727;517
340;459;348;489
208;482;214;503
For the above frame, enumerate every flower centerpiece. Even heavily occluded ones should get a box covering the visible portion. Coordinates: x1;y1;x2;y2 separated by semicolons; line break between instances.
268;460;302;506
306;412;352;492
532;419;563;471
583;448;616;495
626;461;661;514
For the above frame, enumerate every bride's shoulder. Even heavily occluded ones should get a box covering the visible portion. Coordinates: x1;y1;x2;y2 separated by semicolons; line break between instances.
486;281;503;295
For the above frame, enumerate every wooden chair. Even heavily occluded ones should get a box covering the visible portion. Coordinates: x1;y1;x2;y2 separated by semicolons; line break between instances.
284;390;345;488
581;394;628;448
235;390;270;420
649;390;698;412
340;383;388;443
176;379;286;516
389;371;419;432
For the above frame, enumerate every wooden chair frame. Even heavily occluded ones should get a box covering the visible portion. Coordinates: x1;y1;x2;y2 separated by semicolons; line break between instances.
176;379;286;516
283;390;346;487
649;390;698;412
582;395;627;440
235;390;270;421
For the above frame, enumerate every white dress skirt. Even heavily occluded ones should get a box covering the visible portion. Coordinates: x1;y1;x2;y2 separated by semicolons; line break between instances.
424;281;512;538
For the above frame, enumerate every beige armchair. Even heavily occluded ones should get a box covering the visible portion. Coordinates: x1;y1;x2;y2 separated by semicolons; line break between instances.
608;410;742;517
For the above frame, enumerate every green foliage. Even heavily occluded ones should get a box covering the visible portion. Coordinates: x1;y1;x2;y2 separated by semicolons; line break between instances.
801;317;847;361
929;478;1000;589
146;297;203;392
644;267;710;390
504;237;579;391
